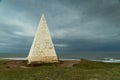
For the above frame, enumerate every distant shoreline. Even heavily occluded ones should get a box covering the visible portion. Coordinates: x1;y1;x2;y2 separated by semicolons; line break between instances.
1;57;120;63
1;52;120;61
0;58;28;60
0;57;80;61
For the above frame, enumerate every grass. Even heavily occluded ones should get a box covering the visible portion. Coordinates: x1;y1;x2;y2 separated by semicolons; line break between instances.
0;59;120;80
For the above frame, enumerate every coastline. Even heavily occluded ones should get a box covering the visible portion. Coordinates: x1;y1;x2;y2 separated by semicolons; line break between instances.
0;57;80;61
1;57;120;63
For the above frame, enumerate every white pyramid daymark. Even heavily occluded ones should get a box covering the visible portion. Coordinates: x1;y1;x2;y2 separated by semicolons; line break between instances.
28;14;58;64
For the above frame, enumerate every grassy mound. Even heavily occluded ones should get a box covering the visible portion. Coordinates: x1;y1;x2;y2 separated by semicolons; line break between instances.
0;59;120;80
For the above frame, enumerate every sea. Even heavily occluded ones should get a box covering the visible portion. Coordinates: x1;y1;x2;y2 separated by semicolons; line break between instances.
0;52;120;62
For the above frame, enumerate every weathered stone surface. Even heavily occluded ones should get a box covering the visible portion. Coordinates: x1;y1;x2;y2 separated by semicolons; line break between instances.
28;14;58;64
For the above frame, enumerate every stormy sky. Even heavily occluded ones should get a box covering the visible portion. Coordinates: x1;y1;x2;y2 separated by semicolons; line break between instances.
0;0;120;53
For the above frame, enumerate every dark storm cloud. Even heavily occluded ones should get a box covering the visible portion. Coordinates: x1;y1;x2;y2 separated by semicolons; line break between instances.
58;0;120;24
54;38;120;53
0;0;120;53
59;0;120;27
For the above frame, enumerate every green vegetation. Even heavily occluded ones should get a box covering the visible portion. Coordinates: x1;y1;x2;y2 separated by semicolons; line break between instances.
0;59;120;80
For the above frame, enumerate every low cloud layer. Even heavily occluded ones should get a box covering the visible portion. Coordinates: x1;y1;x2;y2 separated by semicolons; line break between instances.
0;0;120;53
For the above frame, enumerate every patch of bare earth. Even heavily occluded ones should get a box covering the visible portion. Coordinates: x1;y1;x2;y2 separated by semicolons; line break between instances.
59;60;80;67
3;60;28;68
2;60;80;68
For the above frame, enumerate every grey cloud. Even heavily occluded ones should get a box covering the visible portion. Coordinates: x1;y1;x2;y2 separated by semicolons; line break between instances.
0;0;120;53
58;0;120;23
0;22;33;53
56;0;120;39
54;38;120;53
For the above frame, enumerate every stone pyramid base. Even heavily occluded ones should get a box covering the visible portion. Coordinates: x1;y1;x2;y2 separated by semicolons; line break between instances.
28;56;59;64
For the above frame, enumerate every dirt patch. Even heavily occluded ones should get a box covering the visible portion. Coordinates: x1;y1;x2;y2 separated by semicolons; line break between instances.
2;60;80;68
59;60;80;67
3;60;28;68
